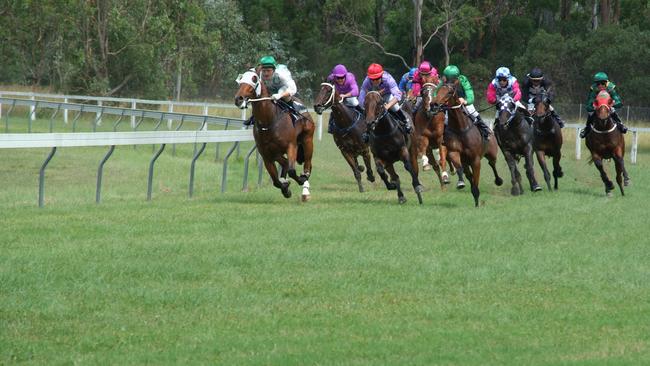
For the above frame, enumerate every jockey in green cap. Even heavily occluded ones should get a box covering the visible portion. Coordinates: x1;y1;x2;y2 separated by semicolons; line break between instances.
441;65;491;141
580;72;626;138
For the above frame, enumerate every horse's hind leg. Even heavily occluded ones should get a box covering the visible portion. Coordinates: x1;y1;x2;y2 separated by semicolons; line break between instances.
485;140;503;187
552;149;563;190
614;154;626;196
264;157;291;198
464;159;481;207
341;150;364;192
437;145;450;185
503;151;521;196
524;146;542;192
402;148;424;204
593;157;614;196
362;147;376;183
385;164;406;204
536;150;552;191
448;151;465;189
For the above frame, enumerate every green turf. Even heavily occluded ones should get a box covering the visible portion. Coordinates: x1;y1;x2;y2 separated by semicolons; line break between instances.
1;114;650;365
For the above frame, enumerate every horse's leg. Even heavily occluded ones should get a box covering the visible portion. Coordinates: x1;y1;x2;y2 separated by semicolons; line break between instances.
402;147;424;204
535;150;552;191
375;158;396;190
552;148;563;190
593;155;614;196
613;153;625;196
263;157;291;198
468;157;481;207
523;145;542;192
447;150;465;189
502;150;520;196
485;138;504;186
277;156;289;179
340;149;364;192
438;145;450;185
362;147;376;182
299;131;314;183
385;163;406;204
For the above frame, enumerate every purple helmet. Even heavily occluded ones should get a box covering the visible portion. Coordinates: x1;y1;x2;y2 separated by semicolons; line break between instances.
332;64;348;78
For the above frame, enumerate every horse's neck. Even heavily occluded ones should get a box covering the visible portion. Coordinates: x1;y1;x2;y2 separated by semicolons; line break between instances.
251;100;276;126
332;102;355;127
447;106;470;130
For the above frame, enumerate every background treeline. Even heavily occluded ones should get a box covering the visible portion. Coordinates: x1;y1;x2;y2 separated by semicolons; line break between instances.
1;0;649;106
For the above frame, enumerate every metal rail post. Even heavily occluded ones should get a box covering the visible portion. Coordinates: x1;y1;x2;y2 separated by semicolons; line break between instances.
48;105;61;132
96;146;116;203
575;127;581;160
64;97;68;124
242;145;258;191
39;147;57;207
189;143;208;198
631;130;638;164
5;99;16;133
317;113;323;141
221;142;240;193
96;100;102;126
147;144;166;201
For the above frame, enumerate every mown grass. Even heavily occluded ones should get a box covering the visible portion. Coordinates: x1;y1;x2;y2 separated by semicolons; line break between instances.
1;113;650;365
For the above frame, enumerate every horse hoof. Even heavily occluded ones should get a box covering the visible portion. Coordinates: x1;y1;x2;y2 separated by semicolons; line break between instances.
624;179;630;187
606;191;613;197
358;165;365;173
511;188;520;196
398;196;407;204
301;194;310;202
367;175;376;183
282;189;292;198
441;172;450;184
533;185;542;192
495;177;504;186
456;181;466;190
423;163;432;171
556;170;564;178
415;185;425;193
387;183;397;190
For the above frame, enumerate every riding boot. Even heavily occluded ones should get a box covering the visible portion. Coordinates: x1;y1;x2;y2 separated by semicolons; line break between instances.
612;112;628;134
398;109;413;134
550;110;565;128
354;105;365;114
474;115;490;141
243;116;255;126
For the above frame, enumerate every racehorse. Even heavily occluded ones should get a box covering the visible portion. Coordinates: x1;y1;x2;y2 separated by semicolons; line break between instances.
364;91;423;204
494;94;542;195
531;91;563;190
313;83;375;192
431;82;503;207
585;90;630;196
234;68;315;201
411;83;450;190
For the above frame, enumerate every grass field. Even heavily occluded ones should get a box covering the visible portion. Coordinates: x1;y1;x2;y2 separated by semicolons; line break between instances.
2;113;650;365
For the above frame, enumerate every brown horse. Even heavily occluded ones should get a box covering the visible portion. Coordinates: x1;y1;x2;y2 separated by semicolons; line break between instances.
432;82;503;207
234;68;315;200
531;91;563;190
585;90;630;196
493;94;542;195
364;91;423;204
411;83;450;190
313;83;375;192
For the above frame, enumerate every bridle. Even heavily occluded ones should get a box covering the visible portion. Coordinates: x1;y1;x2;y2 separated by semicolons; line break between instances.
235;69;273;108
315;82;344;111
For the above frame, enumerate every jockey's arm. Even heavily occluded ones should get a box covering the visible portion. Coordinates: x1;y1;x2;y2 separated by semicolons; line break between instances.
512;80;522;102
610;88;623;109
460;76;475;105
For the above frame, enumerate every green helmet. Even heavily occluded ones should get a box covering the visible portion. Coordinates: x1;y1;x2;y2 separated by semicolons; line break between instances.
260;55;277;69
443;65;460;80
593;72;608;82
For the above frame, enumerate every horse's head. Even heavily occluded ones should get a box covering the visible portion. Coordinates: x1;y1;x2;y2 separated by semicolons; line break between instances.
594;90;613;121
496;94;516;126
420;83;440;118
363;90;386;126
532;91;551;119
234;68;263;109
431;81;460;110
313;82;339;115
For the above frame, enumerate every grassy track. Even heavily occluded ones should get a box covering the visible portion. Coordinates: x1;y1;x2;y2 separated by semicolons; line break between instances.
1;114;650;364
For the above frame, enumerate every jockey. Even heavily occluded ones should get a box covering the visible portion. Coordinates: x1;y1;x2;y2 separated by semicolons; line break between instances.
580;71;626;138
243;55;307;126
326;64;363;134
409;61;440;111
486;66;529;124
399;67;418;96
441;65;491;140
521;67;565;127
359;63;412;135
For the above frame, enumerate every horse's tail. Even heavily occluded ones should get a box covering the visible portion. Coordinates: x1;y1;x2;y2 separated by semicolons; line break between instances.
297;143;305;164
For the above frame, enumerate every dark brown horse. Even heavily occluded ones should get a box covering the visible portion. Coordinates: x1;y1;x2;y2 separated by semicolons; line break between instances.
313;83;375;192
234;68;315;200
364;91;423;204
585;90;630;196
531;91;563;190
411;82;450;189
493;94;542;195
432;82;503;207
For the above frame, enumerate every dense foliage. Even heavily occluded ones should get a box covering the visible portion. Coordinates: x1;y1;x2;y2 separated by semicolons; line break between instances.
1;0;649;105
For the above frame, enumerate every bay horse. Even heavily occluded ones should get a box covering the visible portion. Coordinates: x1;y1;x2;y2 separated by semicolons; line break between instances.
364;91;423;204
234;68;315;200
585;90;630;196
531;91;563;190
494;94;542;195
313;83;375;192
431;82;503;207
410;83;450;190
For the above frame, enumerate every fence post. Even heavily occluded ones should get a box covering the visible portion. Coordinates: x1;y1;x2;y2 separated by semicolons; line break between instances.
578;105;582;121
575;127;581;160
131;100;136;128
167;102;173;130
64;97;68;124
631;130;638;164
96;100;102;126
626;105;630;122
30;95;35;121
0;93;3;117
202;104;209;131
317;113;323;141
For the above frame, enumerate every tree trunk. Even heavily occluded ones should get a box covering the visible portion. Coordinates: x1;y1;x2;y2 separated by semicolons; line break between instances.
374;0;384;42
413;0;422;66
592;0;599;30
443;22;450;67
176;55;182;101
560;0;571;21
599;0;610;25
